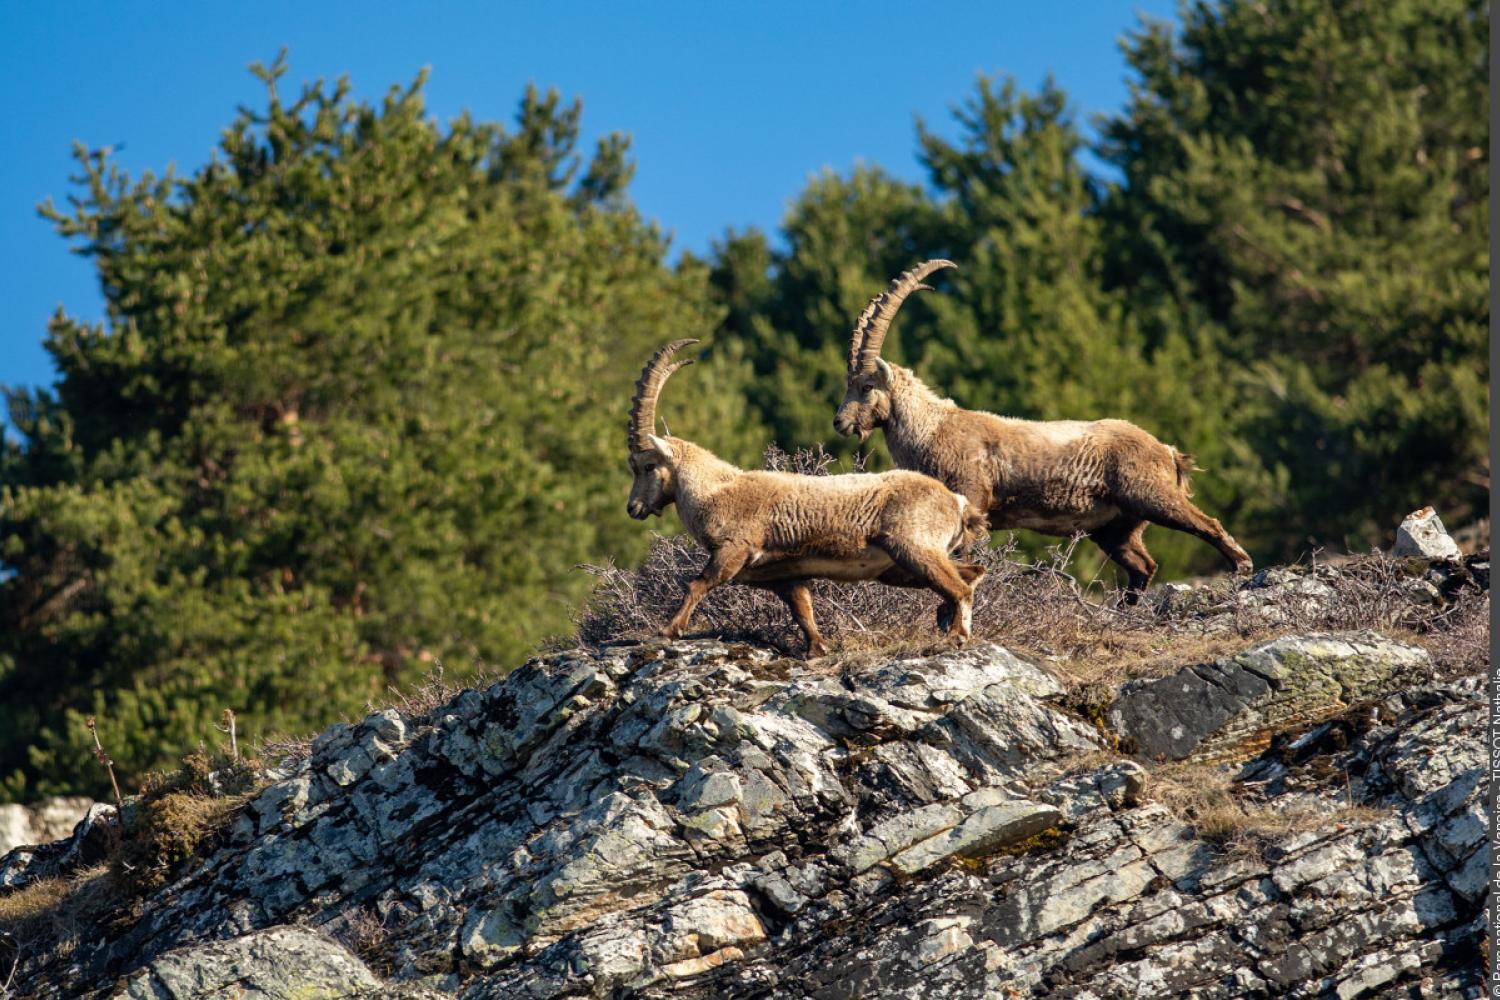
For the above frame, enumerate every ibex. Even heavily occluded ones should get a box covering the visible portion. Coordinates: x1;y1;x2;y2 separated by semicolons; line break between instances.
627;339;986;657
834;260;1252;598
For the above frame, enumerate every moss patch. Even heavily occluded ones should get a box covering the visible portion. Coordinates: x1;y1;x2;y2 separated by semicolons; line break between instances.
112;747;265;894
950;824;1072;870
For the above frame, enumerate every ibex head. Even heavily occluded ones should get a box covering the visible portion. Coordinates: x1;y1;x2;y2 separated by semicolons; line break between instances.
626;339;697;520
834;260;955;442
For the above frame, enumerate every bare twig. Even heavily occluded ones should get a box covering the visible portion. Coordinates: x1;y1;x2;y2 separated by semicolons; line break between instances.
215;709;239;762
85;716;124;811
2;932;20;996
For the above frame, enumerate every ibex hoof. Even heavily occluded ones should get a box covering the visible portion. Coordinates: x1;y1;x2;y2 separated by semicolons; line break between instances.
806;639;829;659
938;601;972;638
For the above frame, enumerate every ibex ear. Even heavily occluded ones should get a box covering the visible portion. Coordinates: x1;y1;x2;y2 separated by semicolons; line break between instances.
645;434;677;464
874;358;894;386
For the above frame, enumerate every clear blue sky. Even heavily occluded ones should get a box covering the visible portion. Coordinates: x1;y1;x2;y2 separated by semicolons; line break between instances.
1;1;1178;398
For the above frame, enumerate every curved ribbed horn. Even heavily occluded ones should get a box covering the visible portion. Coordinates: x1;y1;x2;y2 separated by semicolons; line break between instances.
850;260;956;374
629;339;698;452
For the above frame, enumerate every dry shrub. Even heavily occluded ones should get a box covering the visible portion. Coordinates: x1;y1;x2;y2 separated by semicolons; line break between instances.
331;904;394;978
1418;590;1490;678
576;530;1110;656
376;659;502;718
256;731;317;767
761;441;858;476
576;517;1488;680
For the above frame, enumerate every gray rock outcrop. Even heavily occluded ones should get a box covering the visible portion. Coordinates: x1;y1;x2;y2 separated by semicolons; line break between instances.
1108;632;1431;760
0;631;1484;999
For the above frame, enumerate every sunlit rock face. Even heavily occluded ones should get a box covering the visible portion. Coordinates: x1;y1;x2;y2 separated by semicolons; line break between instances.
0;796;97;855
2;631;1484;999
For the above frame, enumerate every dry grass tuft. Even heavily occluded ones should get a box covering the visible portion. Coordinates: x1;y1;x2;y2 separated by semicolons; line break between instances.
1148;760;1388;848
0;741;271;986
0;864;118;973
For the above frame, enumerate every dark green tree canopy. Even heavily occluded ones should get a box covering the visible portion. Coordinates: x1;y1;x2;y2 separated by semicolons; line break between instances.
1099;0;1489;552
0;55;762;798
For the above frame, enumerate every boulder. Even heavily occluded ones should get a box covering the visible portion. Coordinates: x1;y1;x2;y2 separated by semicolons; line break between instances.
1392;506;1461;560
0;795;97;854
108;926;381;999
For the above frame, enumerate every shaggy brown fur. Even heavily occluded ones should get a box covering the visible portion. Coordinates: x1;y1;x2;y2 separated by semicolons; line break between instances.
834;261;1253;598
628;340;984;656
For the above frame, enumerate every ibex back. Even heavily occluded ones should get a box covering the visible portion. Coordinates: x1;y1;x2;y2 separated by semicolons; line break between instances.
628;339;985;656
833;261;1252;598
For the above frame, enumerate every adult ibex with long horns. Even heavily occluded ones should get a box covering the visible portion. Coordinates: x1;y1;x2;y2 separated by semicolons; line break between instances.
833;260;1252;598
627;339;985;656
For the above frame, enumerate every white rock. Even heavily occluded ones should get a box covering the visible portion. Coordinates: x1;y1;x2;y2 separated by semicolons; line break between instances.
1392;506;1460;560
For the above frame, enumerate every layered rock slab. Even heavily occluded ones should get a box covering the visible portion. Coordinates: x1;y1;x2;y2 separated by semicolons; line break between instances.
1108;631;1431;760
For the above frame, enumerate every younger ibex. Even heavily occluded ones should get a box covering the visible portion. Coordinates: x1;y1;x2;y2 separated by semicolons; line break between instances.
627;339;985;656
834;260;1252;598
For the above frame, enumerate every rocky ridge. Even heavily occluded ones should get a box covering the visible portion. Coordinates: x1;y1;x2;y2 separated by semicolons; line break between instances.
0;611;1485;998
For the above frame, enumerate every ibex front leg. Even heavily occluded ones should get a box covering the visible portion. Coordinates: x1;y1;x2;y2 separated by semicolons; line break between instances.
661;543;751;640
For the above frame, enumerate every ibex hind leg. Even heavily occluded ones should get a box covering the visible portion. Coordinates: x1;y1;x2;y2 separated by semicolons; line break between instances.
875;536;974;641
1089;517;1157;604
770;581;827;659
1139;498;1253;574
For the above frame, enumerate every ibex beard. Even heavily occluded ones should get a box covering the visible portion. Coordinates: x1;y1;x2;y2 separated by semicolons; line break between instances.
835;260;1253;601
627;339;986;658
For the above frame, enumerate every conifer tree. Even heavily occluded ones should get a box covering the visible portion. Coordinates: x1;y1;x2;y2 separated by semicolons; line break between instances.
0;56;762;798
708;168;944;456
1100;0;1489;555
